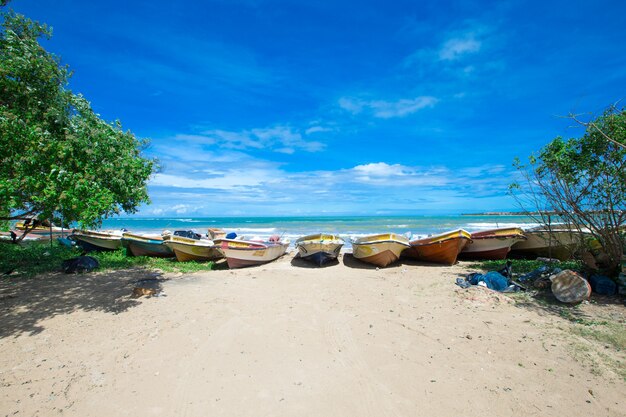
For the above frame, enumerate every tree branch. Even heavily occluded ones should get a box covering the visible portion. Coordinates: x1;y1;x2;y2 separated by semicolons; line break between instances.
568;112;626;150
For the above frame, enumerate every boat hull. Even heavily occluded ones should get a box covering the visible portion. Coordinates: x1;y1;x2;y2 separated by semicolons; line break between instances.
164;237;222;262
72;231;123;251
459;245;513;260
300;250;341;266
14;222;70;240
405;229;471;265
216;239;289;269
122;233;174;258
353;248;404;267
295;234;344;266
352;234;410;268
460;228;526;260
511;229;591;261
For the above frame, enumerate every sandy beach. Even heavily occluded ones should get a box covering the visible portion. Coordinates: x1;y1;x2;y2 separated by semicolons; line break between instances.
1;252;624;417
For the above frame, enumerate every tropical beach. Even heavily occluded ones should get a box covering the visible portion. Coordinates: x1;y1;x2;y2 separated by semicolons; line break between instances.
1;254;625;417
2;1;626;416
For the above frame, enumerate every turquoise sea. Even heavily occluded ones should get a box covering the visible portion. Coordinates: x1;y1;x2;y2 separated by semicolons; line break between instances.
101;215;540;248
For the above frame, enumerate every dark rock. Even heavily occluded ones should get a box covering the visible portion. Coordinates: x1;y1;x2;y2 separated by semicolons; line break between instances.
61;256;99;274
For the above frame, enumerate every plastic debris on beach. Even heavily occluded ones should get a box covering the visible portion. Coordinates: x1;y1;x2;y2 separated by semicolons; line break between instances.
61;256;99;274
456;262;600;304
588;274;617;295
455;261;522;293
618;273;626;296
57;237;75;248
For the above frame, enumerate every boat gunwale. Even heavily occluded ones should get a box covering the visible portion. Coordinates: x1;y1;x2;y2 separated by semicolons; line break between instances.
73;230;123;240
164;239;216;249
409;229;472;246
352;239;410;247
295;233;344;244
122;233;166;244
163;235;215;246
470;233;526;241
410;235;472;246
295;238;345;247
215;238;290;251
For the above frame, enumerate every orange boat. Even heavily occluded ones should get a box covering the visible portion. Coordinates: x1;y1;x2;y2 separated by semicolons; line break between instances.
404;229;471;265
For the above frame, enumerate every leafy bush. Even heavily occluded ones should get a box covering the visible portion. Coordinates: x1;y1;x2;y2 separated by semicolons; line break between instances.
469;258;583;274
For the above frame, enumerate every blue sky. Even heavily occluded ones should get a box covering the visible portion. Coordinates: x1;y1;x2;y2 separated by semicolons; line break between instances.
10;0;626;216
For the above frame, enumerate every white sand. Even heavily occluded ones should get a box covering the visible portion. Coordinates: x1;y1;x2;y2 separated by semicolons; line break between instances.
1;253;624;416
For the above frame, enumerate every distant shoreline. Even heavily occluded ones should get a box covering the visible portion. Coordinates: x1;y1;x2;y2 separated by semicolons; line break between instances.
461;212;531;216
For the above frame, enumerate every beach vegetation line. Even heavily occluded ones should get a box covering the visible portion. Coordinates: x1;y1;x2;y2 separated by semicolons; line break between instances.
0;241;215;278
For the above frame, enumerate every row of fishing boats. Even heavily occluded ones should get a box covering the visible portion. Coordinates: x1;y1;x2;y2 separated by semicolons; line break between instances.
57;224;593;269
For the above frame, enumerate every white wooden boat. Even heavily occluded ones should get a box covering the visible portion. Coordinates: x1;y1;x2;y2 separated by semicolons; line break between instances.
214;237;289;269
352;233;410;267
511;225;593;260
71;229;124;251
460;227;526;260
163;235;222;262
294;234;344;266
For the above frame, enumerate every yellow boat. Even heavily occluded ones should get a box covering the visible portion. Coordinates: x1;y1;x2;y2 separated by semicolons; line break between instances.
163;235;222;262
352;233;410;267
15;221;70;239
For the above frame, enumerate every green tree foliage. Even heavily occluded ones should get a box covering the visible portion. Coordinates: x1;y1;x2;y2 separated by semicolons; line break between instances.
511;105;626;274
0;9;156;236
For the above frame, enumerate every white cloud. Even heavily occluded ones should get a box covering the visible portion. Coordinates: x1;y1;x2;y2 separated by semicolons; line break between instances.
305;125;333;135
439;36;481;61
338;97;365;114
152;167;278;190
171;204;189;214
350;162;450;186
352;162;408;177
339;96;438;118
402;24;493;72
196;125;325;153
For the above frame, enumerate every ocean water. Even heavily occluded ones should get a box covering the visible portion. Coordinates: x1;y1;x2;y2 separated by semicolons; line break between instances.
100;215;540;248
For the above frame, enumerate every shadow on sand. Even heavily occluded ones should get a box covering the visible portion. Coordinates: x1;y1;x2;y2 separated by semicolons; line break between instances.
512;290;625;321
290;254;341;269
399;256;453;268
342;253;405;270
0;268;165;338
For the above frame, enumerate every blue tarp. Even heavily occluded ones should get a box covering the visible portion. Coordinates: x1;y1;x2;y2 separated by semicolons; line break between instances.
467;271;510;291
